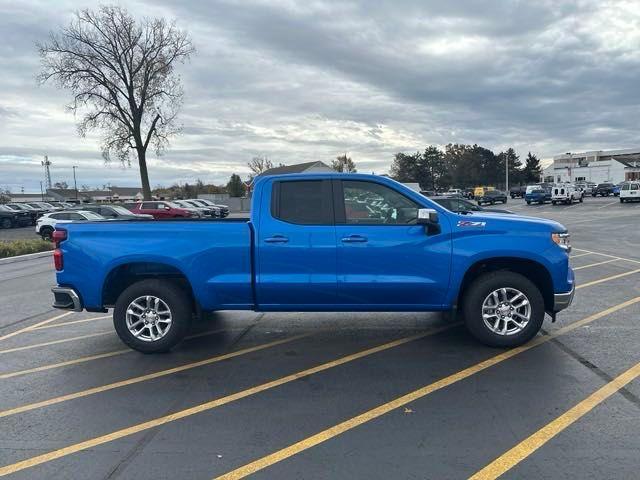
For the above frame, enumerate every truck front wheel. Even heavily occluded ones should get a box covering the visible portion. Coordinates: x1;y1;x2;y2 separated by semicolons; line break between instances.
462;271;545;348
114;279;192;353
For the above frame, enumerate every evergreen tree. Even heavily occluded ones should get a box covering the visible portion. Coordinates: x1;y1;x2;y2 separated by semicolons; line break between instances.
227;174;245;197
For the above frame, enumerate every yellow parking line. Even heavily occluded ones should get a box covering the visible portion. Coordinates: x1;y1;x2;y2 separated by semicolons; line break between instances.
30;315;111;331
0;323;457;477
0;327;230;379
572;259;618;270
0;312;71;342
214;297;640;480
0;332;315;419
576;268;640;289
469;360;640;480
0;331;112;355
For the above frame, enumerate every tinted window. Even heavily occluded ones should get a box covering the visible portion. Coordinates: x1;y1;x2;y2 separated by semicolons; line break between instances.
632;184;639;190
622;184;630;191
273;180;332;225
68;213;85;220
50;213;68;220
341;181;419;225
141;202;157;209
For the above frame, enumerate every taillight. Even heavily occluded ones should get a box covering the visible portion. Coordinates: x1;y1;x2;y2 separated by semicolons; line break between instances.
53;248;63;271
52;229;67;247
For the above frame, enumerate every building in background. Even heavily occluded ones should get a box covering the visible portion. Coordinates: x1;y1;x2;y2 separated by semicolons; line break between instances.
543;148;640;184
46;186;145;203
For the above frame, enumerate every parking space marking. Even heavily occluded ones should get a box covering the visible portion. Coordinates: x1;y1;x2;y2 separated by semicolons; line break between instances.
570;252;592;259
573;248;640;266
0;312;71;342
469;360;640;480
576;268;640;290
573;259;619;270
213;296;640;480
597;201;618;209
0;324;457;477
30;315;111;331
0;327;232;379
0;332;315;419
0;331;112;355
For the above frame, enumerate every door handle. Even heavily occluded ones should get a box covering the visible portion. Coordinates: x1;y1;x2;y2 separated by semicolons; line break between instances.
264;235;289;243
341;235;368;243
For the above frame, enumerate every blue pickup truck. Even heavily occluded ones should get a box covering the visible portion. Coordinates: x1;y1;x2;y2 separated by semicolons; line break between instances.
51;173;575;353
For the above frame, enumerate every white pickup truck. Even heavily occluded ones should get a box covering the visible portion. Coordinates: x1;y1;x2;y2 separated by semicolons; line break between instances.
551;184;584;205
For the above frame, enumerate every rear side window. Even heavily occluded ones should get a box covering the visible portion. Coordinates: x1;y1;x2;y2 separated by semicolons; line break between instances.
141;202;157;209
272;180;333;225
632;184;639;190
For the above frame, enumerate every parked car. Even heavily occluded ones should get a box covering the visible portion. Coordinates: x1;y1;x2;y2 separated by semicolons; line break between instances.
128;201;195;219
36;210;104;240
0;205;32;228
575;182;596;195
51;173;575;353
613;183;623;196
509;186;526;198
72;204;153;220
431;196;513;214
593;183;615;196
619;181;640;203
476;190;507;205
525;185;551;205
551;184;583;205
473;186;495;198
173;200;212;217
420;190;436;197
191;199;230;218
4;203;42;225
462;188;475;199
27;202;59;212
445;188;462;196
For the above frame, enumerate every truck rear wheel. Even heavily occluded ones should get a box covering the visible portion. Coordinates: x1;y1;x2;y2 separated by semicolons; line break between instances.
113;279;192;353
462;271;545;348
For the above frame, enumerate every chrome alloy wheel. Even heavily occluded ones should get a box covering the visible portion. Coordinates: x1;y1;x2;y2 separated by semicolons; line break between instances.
125;295;173;342
481;287;531;336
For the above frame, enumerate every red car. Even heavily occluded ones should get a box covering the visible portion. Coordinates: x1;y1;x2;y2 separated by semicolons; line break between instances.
129;201;194;219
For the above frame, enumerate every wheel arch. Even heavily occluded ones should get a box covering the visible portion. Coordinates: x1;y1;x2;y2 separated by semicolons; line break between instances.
457;257;554;313
102;261;197;310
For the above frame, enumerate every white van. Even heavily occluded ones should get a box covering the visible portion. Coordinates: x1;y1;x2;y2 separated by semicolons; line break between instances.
620;182;640;203
552;184;583;205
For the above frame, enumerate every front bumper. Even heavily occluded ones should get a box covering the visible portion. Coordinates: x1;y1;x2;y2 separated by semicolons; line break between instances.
51;286;82;312
553;282;575;312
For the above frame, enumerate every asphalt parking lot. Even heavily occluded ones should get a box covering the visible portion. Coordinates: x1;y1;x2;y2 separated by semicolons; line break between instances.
0;196;639;479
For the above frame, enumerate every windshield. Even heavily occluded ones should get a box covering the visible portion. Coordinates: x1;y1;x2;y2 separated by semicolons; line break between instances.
166;202;183;208
110;206;133;215
82;212;104;220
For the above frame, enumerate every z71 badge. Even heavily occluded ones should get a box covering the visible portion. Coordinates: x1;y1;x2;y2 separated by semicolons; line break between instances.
457;220;486;227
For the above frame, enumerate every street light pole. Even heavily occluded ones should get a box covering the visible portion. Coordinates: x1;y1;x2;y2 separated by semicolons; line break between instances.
72;166;78;200
40;181;44;201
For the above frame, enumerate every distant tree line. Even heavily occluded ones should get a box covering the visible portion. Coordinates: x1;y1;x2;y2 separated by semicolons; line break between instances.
390;144;542;190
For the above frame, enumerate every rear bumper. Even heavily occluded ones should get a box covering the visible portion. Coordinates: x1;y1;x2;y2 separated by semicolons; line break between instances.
51;286;82;312
553;283;575;312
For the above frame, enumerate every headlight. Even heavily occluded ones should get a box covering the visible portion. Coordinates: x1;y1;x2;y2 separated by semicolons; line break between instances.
552;232;571;252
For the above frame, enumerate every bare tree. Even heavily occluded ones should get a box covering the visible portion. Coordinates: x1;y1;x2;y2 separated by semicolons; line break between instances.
247;156;274;177
332;154;357;173
38;6;194;199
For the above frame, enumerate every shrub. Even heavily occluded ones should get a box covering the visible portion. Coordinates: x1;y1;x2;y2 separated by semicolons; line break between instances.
0;239;54;259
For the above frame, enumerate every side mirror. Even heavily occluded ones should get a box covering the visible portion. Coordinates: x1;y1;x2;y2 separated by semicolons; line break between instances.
164;205;171;210
417;208;439;225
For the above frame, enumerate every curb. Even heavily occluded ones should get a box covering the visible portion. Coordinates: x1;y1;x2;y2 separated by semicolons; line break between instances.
0;250;53;265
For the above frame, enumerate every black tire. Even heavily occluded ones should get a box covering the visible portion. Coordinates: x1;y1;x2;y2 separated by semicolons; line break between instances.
462;271;545;348
552;201;556;205
40;226;53;240
526;201;531;205
113;279;192;353
620;198;624;203
579;196;583;203
1;218;12;229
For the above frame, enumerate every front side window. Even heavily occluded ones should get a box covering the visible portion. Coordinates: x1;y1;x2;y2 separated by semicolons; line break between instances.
631;183;639;191
341;181;419;225
141;202;157;209
272;180;332;225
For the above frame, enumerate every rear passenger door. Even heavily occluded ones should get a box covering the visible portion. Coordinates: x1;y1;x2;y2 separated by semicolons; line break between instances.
256;179;337;308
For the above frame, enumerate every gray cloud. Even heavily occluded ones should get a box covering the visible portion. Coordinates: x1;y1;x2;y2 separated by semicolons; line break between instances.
1;0;640;191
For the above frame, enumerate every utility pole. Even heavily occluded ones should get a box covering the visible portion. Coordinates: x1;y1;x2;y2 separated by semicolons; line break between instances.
505;151;509;192
40;181;44;201
72;166;78;199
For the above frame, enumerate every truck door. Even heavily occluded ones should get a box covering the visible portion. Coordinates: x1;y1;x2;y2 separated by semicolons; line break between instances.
256;179;337;308
333;179;451;309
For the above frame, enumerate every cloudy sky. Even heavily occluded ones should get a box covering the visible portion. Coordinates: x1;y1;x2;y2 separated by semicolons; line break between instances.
1;0;640;192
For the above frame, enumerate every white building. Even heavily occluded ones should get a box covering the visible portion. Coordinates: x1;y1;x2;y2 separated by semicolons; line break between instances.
543;148;640;184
